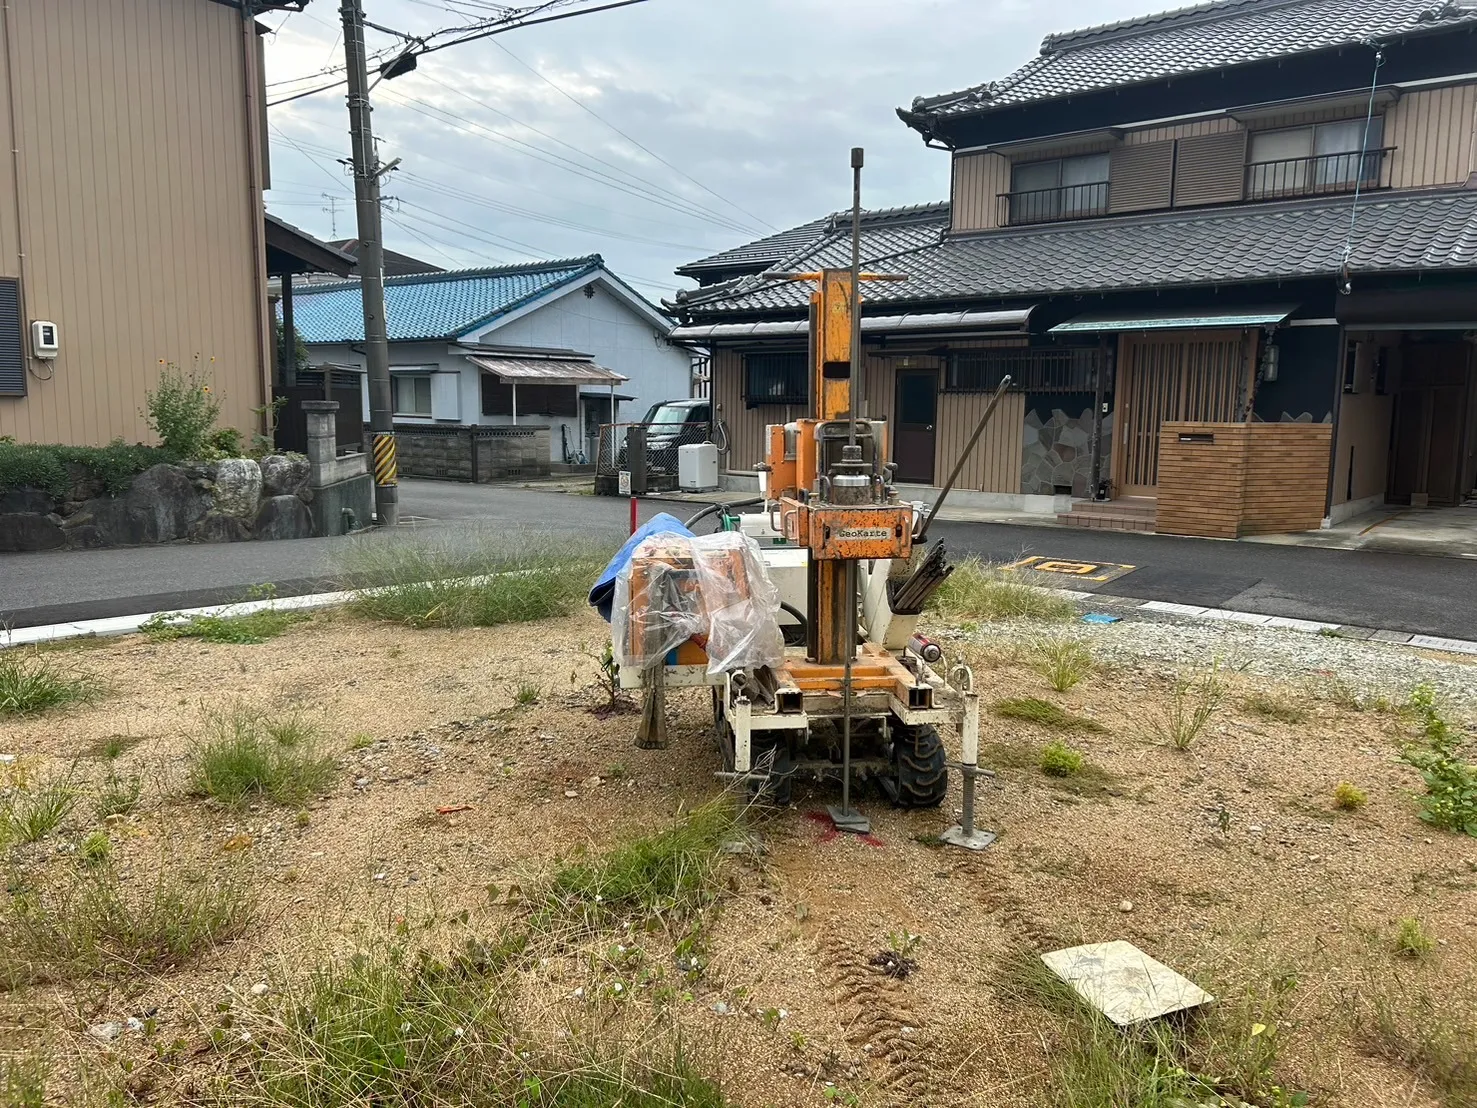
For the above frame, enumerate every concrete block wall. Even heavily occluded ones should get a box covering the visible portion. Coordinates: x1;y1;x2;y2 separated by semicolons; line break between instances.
379;425;553;483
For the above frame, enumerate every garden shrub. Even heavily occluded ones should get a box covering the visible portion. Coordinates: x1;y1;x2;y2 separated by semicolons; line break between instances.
0;439;171;498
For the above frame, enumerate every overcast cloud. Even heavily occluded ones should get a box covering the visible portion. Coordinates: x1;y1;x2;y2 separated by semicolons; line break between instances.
264;0;1154;300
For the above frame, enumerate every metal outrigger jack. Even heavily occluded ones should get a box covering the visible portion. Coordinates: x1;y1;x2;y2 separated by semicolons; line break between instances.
941;665;997;851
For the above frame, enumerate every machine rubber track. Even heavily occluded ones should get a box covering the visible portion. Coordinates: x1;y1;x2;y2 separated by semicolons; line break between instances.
890;724;947;809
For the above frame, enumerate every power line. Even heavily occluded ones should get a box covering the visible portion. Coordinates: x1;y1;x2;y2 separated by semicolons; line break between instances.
376;85;760;235
414;70;766;235
489;38;778;233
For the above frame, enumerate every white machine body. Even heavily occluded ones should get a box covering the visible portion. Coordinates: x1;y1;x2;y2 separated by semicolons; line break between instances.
677;442;719;490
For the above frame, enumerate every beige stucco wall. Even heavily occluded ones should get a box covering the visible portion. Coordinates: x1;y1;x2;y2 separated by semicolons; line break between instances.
0;0;269;447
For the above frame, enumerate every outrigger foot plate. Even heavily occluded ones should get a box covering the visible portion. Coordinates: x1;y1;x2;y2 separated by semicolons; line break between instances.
940;825;997;851
827;805;872;835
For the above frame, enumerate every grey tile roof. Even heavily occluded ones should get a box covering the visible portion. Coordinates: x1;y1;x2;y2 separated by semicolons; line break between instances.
905;0;1477;122
676;189;1477;317
676;203;948;278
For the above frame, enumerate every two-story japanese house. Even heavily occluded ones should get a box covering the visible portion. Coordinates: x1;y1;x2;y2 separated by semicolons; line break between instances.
669;0;1477;538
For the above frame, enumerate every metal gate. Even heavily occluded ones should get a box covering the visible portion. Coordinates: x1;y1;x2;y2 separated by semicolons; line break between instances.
1115;331;1254;495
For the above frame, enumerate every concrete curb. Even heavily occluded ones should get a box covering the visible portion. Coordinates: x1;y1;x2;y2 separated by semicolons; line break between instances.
1039;587;1477;656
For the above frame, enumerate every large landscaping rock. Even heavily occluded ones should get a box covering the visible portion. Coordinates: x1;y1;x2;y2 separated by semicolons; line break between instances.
212;458;262;517
190;512;252;544
253;494;314;541
62;464;206;546
0;512;65;552
259;454;311;501
0;487;55;515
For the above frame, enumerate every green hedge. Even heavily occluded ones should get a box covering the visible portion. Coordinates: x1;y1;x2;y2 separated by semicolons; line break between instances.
0;439;174;500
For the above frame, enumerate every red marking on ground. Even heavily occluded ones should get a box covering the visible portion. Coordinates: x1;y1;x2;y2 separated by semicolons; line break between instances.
802;811;884;848
803;810;839;843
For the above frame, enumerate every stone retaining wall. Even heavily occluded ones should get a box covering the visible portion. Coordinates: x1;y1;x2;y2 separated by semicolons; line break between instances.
0;455;319;553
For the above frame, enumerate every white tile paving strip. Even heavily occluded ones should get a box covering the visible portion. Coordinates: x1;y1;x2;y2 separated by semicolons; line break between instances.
5;578;1476;687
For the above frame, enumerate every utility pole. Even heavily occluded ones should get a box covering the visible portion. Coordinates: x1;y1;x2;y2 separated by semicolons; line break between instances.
340;0;398;527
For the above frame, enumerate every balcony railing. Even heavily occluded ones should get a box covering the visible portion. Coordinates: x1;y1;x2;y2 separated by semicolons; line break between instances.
998;181;1110;227
1245;146;1395;201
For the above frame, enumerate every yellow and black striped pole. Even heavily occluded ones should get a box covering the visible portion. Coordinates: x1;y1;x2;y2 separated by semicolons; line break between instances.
372;432;399;524
373;432;398;487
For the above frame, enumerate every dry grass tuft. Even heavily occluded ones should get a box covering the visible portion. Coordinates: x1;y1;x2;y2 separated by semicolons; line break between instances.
1152;663;1227;751
930;559;1075;623
189;707;337;808
1033;637;1094;692
0;862;255;986
1243;691;1309;725
336;530;615;630
992;697;1107;734
0;651;95;716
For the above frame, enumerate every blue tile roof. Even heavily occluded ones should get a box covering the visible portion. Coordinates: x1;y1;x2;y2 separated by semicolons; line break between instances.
287;256;604;343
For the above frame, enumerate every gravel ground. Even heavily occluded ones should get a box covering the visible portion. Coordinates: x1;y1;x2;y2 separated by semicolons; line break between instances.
945;609;1477;713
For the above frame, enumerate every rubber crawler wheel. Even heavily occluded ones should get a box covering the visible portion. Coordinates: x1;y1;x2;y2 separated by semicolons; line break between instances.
889;723;947;809
753;743;794;807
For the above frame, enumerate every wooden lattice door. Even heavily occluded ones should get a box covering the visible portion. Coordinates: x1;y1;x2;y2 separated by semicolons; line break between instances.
1114;331;1254;495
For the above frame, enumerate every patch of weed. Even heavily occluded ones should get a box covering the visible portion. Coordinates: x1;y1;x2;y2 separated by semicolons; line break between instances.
79;829;112;865
94;769;142;819
1243;692;1309;725
0;652;94;716
87;734;144;760
0;863;254;985
514;679;542;707
1153;663;1227;751
189;708;337;808
1039;741;1085;778
140;606;309;645
1332;782;1368;812
992;697;1107;733
1398;685;1477;836
930;559;1075;623
6;781;77;842
544;800;737;930
337;530;614;630
1360;978;1477;1106
1033;637;1094;692
1;1056;47;1108
998;949;1306;1107
245;941;726;1106
1394;917;1436;959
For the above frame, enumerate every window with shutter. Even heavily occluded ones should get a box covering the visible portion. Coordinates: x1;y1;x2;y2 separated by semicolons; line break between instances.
1108;141;1174;213
1172;131;1248;207
0;278;22;397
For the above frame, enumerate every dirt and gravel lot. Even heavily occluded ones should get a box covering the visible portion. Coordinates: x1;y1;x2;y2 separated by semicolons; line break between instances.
1;602;1475;1107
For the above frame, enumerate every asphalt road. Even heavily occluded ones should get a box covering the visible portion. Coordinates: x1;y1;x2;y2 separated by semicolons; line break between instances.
3;480;1476;639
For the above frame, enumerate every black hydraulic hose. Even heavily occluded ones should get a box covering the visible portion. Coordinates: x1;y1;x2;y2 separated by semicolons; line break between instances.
779;601;808;645
683;497;766;531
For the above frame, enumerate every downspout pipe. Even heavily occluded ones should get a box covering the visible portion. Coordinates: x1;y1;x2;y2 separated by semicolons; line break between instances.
239;3;274;426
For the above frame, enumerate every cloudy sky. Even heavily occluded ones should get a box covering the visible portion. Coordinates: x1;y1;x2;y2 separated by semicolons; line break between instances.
264;0;1154;300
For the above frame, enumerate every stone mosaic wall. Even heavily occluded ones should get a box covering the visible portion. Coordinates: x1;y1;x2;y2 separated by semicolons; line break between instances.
1022;406;1112;497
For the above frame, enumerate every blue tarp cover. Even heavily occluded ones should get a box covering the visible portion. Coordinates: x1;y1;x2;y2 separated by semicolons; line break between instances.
588;512;694;622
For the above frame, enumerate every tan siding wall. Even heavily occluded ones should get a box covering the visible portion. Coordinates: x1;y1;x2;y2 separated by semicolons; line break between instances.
0;0;266;446
950;152;1009;233
1123;117;1240;145
713;343;1025;494
1387;84;1477;189
935;389;1025;493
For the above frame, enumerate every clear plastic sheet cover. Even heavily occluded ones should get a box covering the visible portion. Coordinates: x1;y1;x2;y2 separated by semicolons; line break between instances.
613;531;785;676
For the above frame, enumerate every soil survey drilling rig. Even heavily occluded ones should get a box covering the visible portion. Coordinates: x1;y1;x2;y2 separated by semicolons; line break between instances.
602;149;1008;842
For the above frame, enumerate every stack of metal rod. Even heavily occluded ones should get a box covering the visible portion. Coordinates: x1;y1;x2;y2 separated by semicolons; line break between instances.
888;541;954;615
